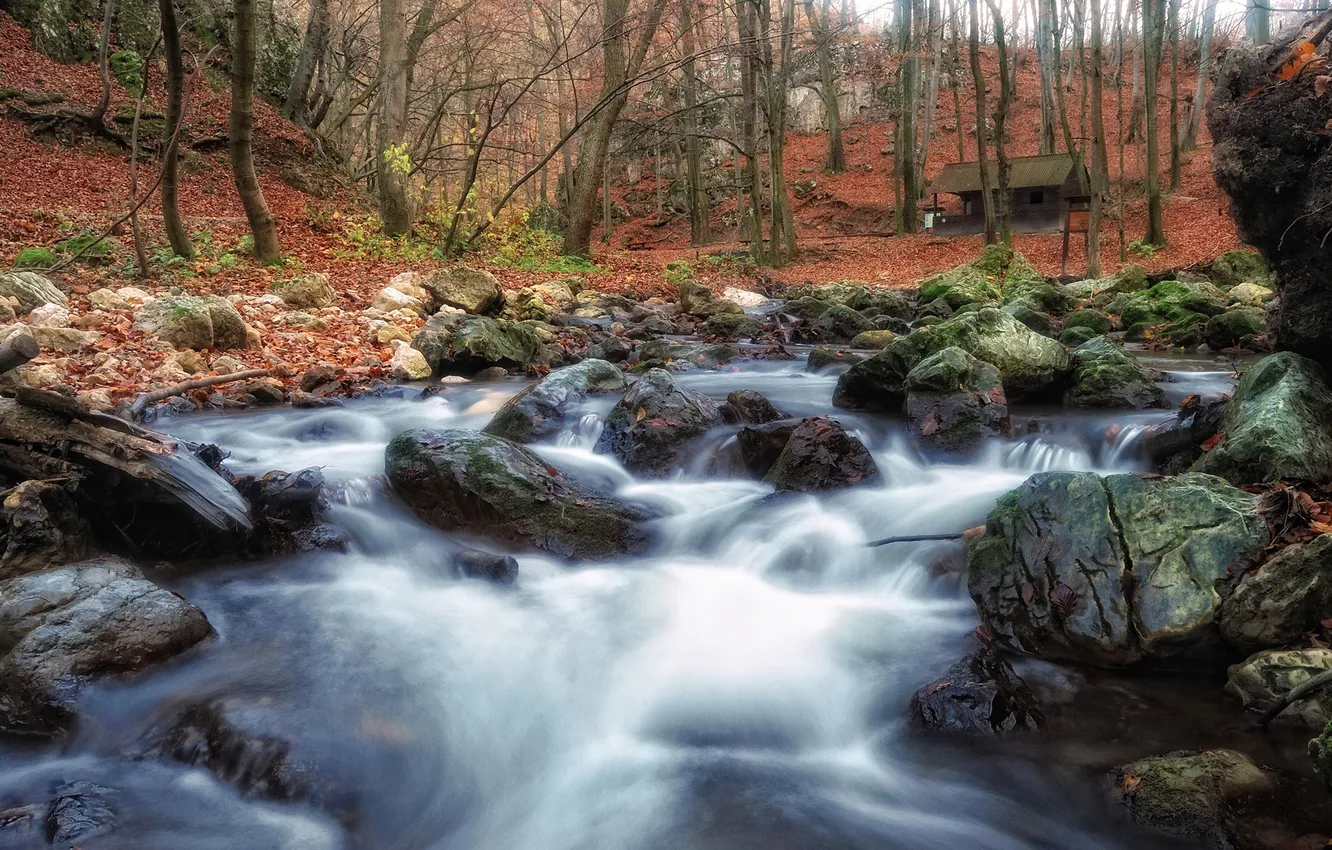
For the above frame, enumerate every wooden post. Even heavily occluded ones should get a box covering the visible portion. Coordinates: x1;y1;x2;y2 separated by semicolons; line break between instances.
0;334;39;375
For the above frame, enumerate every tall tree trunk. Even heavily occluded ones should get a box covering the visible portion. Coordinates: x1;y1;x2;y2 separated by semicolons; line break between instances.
230;0;281;263
1048;0;1077;155
758;0;798;264
1127;4;1143;141
986;0;1013;245
1037;0;1058;153
377;0;412;235
92;0;118;125
1166;0;1180;190
968;0;997;243
1246;0;1268;44
806;0;846;172
563;0;668;258
918;0;944;177
1115;0;1127;259
1141;0;1165;245
896;0;922;233
1184;0;1215;149
1088;0;1106;276
950;0;965;160
680;0;712;244
160;0;192;258
283;0;327;122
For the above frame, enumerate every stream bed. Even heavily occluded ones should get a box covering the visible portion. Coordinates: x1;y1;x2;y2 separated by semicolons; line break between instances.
0;351;1324;849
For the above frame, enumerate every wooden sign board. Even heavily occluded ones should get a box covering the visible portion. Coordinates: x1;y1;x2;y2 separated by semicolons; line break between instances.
1067;209;1091;233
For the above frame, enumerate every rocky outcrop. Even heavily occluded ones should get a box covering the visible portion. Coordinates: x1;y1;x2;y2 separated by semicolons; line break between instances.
908;637;1043;734
133;295;250;351
762;417;882;492
0;479;94;579
594;369;722;476
1225;648;1332;728
271;272;335;309
968;472;1268;667
419;267;504;315
1110;750;1273;842
905;347;1011;455
1064;336;1167;409
1219;534;1332;653
1192;352;1332;485
385;429;655;560
411;314;542;376
0;271;67;315
483;359;626;443
0;560;212;735
1211;250;1273;290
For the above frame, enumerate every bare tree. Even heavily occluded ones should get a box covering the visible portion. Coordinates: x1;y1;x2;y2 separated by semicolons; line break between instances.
1184;0;1216;149
986;0;1013;244
680;0;712;244
805;0;846;172
1088;0;1107;275
1141;0;1165;245
230;0;281;263
968;0;997;242
159;0;192;258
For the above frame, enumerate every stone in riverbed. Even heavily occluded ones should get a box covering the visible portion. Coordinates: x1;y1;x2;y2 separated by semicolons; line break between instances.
762;417;882;492
737;419;799;477
1110;750;1273;843
1219;534;1332;653
724;389;787;425
0;559;212;736
1191;352;1332;485
411;314;542;376
0;271;66;315
483;359;625;443
271;272;335;308
594;368;722;477
1064;336;1167;410
453;548;520;584
908;637;1044;734
806;348;863;373
386;429;655;560
1;480;95;579
134;295;250;350
905;347;1011;456
389;340;432;380
419;266;504;315
1224;648;1332;728
1205;307;1266;350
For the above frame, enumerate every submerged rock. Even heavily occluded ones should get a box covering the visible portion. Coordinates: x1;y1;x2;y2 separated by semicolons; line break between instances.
1191;352;1332;485
905;347;1011;455
386;429;655;559
0;560;212;735
1219;534;1332;653
762;417;882;492
484;359;625;443
594;368;722;477
453;548;520;584
1064;336;1167;409
1110;749;1273;842
806;348;863;373
1225;648;1332;728
968;472;1268;667
908;637;1044;734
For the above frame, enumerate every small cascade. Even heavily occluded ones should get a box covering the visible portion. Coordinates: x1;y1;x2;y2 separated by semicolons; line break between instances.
556;412;605;450
1103;422;1152;467
993;435;1095;472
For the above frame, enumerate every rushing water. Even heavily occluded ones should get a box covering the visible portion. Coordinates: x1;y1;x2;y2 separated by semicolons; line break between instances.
2;353;1291;850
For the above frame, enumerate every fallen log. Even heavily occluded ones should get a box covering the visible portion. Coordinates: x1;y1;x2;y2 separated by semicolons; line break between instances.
129;369;270;420
1254;668;1332;729
0;333;39;374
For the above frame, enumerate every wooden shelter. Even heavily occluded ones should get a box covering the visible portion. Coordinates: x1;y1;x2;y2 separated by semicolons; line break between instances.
927;153;1089;237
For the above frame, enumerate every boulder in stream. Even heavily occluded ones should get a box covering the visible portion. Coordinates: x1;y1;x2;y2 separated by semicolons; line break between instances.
737;419;799;478
483;359;626;443
411;314;542;376
1219;534;1332;653
908;637;1043;734
1110;749;1273;843
386;429;655;560
762;417;882;492
594;368;722;477
905;347;1011;456
968;472;1268;667
0;559;212;736
1064;336;1167;410
1224;648;1332;729
723;389;787;425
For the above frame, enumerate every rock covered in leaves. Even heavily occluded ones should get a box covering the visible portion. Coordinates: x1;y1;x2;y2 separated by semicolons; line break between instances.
411;314;542;376
133;295;250;351
762;417;882;492
0;559;212;735
483;358;626;443
908;637;1044;734
1110;749;1274;844
1219;533;1332;653
1192;352;1332;485
0;270;66;316
968;472;1268;667
1224;648;1332;728
418;266;505;315
385;429;655;560
1064;336;1167;410
594;368;722;476
905;347;1011;456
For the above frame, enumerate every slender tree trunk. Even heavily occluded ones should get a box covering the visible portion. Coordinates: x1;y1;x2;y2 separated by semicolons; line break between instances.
950;0;965;160
92;0;118;125
896;0;922;233
739;0;764;255
230;0;281;263
806;0;846;172
969;0;997;243
129;35;159;277
987;0;1013;245
1048;0;1077;155
1127;2;1144;141
1088;0;1106;276
1141;0;1165;245
159;0;192;258
1166;0;1180;190
283;0;327;122
918;0;944;177
1037;0;1058;153
1246;0;1268;44
1184;0;1215;149
377;0;412;235
1116;0;1127;259
681;0;712;244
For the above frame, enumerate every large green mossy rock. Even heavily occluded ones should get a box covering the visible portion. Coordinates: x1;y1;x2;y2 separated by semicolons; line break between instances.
968;472;1267;667
918;244;1009;308
1211;250;1274;290
784;281;912;318
411;314;541;375
1065;336;1167;409
133;295;248;350
385;429;655;560
1205;307;1266;350
1110;750;1273;841
905;347;1011;455
1192;352;1332;485
483;359;625;443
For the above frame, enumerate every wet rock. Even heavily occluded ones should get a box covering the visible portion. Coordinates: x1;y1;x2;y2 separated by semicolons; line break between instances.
1000;302;1057;337
783;295;833;322
1064;336;1167;409
134;295;250;350
809;304;874;342
785;282;912;318
722;286;768;308
386;429;655;559
587;335;631;363
917;244;1007;308
1220;534;1332;653
419;266;504;315
678;276;742;319
290;389;340;409
1110;749;1273;842
737;419;798;477
595;368;722;477
908;637;1044;734
0;559;212;735
1058;325;1097;347
474;366;509;381
1211;250;1274;290
0;271;67;315
271;272;335;309
389;340;432;380
411;314;542;376
724;389;787;425
702;312;759;340
1062;309;1112;335
1191;352;1332;485
806;348;863;372
632;341;738;372
851;329;897;349
453;548;519;584
968;472;1268;667
484;359;625;443
230;468;345;556
905;347;1011;455
46;780;118;844
1225;648;1332;728
1;480;95;579
762;417;882;492
1205;307;1266;350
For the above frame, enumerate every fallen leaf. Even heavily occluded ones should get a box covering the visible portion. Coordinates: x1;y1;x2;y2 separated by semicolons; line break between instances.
1310;520;1332;534
1317;75;1331;98
635;407;646;422
1201;432;1223;452
1277;41;1317;82
1120;773;1142;793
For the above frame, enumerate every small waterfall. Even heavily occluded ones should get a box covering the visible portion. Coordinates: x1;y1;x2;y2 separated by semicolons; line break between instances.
1103;422;1151;467
995;436;1094;472
556;412;605;450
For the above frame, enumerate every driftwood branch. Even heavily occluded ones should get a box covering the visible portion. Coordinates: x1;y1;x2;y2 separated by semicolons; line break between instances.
0;334;40;374
129;369;270;418
1254;668;1332;729
866;533;966;547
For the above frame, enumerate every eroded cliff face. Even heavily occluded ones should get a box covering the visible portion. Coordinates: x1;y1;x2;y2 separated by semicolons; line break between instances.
1207;16;1332;371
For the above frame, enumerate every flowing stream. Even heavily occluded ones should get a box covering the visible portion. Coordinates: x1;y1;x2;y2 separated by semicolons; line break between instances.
2;353;1304;850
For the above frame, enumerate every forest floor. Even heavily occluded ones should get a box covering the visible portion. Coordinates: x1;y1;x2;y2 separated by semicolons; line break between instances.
0;13;1247;400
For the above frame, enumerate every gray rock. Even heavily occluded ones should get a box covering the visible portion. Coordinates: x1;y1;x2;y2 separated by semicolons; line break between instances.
1220;534;1332;653
419;267;505;315
594;369;722;476
908;637;1044;734
1225;648;1332;728
0;271;67;315
134;295;249;350
271;272;335;308
906;347;1011;455
411;314;542;376
483;359;625;443
1064;336;1168;409
1109;750;1273;842
763;417;883;492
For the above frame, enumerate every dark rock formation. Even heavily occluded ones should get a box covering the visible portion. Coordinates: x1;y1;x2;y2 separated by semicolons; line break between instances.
594;369;722;476
908;637;1044;734
762;417;882;492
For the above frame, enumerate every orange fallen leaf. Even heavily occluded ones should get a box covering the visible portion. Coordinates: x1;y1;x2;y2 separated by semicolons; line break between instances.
635;407;646;422
1120;773;1142;793
1201;432;1223;452
1309;520;1332;534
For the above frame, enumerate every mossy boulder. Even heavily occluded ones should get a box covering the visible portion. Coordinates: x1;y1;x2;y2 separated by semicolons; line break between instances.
1224;648;1332;728
11;247;57;270
1227;282;1275;306
1065;336;1167;409
1211;250;1273;289
419;266;504;315
0;271;66;315
906;347;1011;456
1001;303;1057;337
1061;309;1112;335
786;282;912;318
133;295;249;350
702;312;759;340
385;429;655;560
1205;307;1265;350
633;340;738;372
1163;312;1208;348
807;348;863;372
483;359;625;443
411;314;541;375
594;368;722;476
1110;750;1273;841
812;304;875;342
918;259;1003;309
1192;352;1332;485
782;295;833;322
850;330;897;349
968;471;1268;667
678;280;742;319
1058;326;1097;346
1220;534;1332;653
271;272;335;309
